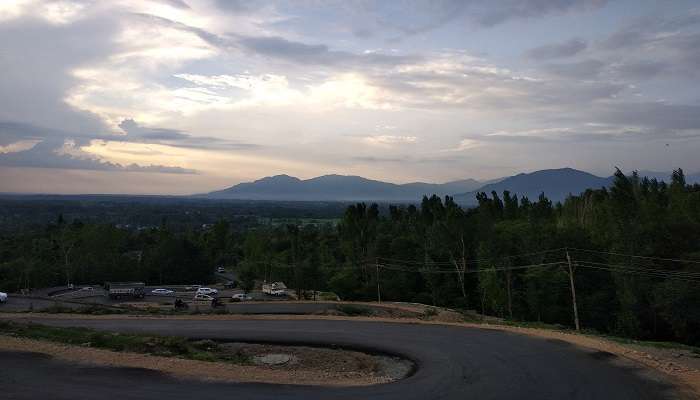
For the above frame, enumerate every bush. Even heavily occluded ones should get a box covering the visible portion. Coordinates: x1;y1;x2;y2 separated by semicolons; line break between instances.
336;304;373;316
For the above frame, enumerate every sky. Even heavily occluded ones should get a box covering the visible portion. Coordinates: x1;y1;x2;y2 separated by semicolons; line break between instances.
0;0;699;194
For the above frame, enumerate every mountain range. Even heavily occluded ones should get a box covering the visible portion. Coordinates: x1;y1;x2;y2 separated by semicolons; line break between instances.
202;168;699;204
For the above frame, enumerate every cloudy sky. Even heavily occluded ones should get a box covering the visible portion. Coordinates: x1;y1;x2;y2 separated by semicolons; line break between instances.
1;0;699;194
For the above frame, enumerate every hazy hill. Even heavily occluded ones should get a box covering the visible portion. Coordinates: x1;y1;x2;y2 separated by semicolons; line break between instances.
204;174;484;202
453;168;613;205
203;168;698;203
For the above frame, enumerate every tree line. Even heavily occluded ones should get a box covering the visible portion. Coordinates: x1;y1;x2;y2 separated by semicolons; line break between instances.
1;169;699;344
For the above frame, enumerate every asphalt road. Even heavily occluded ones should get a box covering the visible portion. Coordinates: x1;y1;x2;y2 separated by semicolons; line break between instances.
0;317;683;400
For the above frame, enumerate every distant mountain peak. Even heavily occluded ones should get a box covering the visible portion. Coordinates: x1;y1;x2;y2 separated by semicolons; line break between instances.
256;174;300;182
203;172;485;201
453;167;611;205
202;167;690;203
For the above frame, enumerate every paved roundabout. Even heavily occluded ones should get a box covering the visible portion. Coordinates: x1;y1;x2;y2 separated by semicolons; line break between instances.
0;317;684;400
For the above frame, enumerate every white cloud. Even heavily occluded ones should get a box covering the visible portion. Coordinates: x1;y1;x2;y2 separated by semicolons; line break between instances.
362;135;417;146
0;139;41;154
175;73;303;107
486;128;573;137
0;0;88;24
441;138;481;152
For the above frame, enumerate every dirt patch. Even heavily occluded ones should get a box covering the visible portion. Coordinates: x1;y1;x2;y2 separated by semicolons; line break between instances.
215;342;412;383
0;335;409;386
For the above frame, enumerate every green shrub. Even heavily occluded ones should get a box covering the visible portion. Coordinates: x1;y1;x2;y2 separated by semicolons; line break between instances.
337;304;373;316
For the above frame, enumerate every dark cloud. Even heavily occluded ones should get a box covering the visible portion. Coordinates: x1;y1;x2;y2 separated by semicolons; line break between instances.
0;121;108;147
469;0;607;27
526;38;587;59
352;156;404;163
129;12;421;68
602;29;646;50
163;0;190;9
214;0;263;14
0;119;259;175
598;103;700;131
0;16;116;135
543;59;605;79
254;0;607;41
0;137;196;174
352;155;459;164
613;60;668;80
235;35;422;67
118;119;261;151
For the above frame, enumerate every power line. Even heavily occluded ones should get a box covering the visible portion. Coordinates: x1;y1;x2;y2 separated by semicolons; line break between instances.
575;264;700;283
574;260;700;278
568;247;700;265
376;261;565;274
375;248;566;266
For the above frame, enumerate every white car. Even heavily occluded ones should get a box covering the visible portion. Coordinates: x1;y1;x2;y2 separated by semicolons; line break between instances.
0;292;7;303
231;293;252;302
196;287;218;296
151;288;174;295
81;286;94;291
217;267;226;273
193;294;215;301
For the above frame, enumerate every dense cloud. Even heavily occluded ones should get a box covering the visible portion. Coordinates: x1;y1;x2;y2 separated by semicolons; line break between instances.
0;121;197;174
118;120;260;151
0;0;698;193
526;38;587;59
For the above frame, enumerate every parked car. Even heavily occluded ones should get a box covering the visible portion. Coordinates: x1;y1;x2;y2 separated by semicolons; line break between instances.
185;285;201;291
105;282;145;299
0;292;7;303
217;267;226;273
151;288;174;295
231;293;252;302
224;280;237;288
193;294;215;301
81;286;94;291
262;282;287;296
196;287;218;296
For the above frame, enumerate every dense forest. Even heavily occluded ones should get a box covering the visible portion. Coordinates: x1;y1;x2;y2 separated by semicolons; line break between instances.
1;169;699;345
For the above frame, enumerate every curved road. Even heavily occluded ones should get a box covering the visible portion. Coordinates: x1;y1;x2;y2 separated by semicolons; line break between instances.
0;317;682;400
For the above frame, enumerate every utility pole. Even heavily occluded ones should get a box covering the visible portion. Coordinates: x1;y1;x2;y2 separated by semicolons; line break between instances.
566;248;580;331
376;259;381;304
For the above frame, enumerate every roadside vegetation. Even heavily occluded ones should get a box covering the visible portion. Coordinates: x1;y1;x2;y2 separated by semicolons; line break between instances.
1;168;699;347
0;321;250;364
336;304;374;317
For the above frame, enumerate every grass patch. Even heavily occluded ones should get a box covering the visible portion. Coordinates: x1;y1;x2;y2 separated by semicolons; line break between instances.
40;304;129;315
0;321;250;364
420;307;439;319
336;304;374;317
496;319;568;330
317;291;340;301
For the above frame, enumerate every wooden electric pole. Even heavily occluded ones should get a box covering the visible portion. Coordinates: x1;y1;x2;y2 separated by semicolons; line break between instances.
566;248;580;331
376;259;381;303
